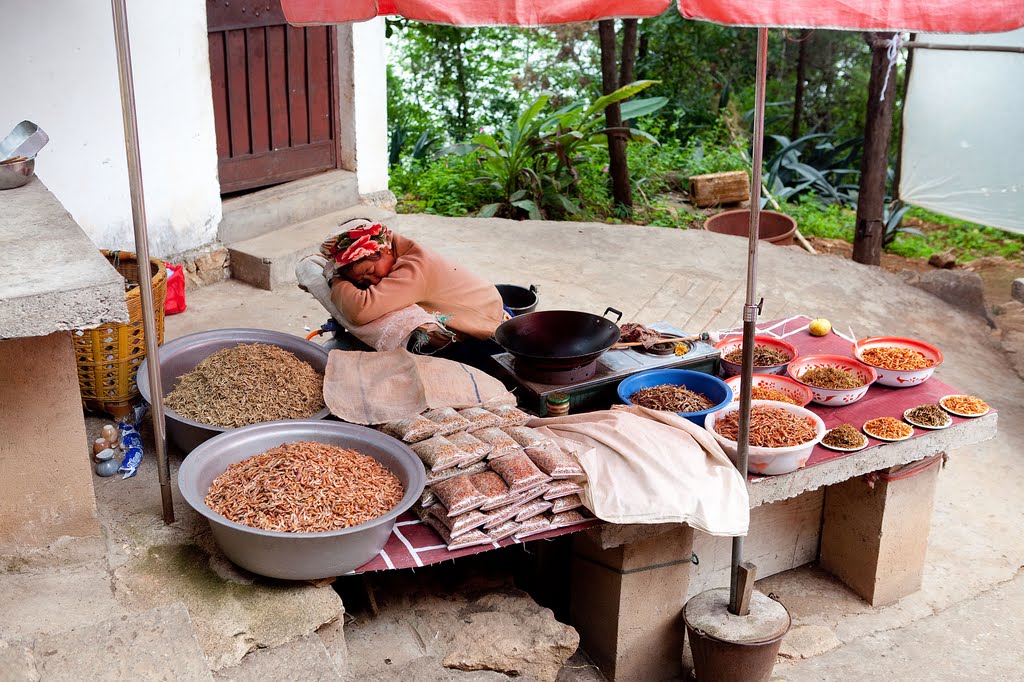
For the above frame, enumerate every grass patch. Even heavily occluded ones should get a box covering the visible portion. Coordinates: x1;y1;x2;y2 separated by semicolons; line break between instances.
893;207;1024;262
777;198;855;241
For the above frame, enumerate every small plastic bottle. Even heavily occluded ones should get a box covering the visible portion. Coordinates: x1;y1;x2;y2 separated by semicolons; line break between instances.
546;393;570;417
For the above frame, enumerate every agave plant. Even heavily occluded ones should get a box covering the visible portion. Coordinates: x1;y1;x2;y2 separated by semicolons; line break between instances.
445;82;666;219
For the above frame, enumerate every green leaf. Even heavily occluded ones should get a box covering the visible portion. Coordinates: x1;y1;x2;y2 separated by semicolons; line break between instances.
583;80;659;118
510;189;529;201
479;203;502;218
511;199;542;220
619;96;668;121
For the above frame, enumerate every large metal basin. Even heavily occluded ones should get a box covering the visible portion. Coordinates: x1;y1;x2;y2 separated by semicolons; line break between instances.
178;420;426;580
138;328;331;453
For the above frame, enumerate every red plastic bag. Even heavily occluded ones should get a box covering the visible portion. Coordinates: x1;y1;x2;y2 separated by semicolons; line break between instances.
164;262;186;315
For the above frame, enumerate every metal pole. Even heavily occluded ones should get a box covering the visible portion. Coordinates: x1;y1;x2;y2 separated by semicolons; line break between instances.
111;0;174;524
730;27;769;616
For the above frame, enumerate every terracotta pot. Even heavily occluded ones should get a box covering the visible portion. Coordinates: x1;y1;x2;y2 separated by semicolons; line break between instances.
704;209;797;246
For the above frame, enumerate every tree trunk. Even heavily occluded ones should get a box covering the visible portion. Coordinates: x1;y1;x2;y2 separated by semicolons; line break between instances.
599;20;632;211
791;29;811;140
852;33;899;266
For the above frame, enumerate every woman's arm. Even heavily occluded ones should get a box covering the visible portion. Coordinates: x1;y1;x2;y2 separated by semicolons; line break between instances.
330;263;429;325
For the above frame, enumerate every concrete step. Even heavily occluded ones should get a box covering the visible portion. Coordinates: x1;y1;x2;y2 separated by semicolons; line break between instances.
213;634;344;682
26;602;213;681
229;205;395;291
219;170;360;244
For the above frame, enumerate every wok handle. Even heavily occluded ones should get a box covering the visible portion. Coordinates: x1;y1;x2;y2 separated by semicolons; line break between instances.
603;307;623;324
529;284;539;295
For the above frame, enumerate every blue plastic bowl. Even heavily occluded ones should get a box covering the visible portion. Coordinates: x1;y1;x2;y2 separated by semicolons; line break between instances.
617;369;733;426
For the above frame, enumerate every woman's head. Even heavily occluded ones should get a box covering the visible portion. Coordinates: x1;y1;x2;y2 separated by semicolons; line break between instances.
320;219;396;287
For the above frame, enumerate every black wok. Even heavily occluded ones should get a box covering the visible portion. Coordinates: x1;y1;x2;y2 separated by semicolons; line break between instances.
495;307;623;371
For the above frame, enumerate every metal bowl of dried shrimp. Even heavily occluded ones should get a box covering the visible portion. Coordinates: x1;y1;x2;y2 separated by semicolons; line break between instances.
138;328;332;453
705;400;826;475
178;420;426;580
617;368;732;426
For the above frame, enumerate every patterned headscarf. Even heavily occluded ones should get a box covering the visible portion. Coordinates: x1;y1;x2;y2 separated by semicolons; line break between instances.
319;219;392;268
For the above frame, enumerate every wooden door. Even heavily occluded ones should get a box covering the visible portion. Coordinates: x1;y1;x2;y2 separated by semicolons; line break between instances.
207;0;338;194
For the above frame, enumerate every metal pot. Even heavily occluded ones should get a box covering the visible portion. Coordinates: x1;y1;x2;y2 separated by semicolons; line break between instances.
494;307;622;374
177;420;425;580
496;284;539;316
137;328;332;453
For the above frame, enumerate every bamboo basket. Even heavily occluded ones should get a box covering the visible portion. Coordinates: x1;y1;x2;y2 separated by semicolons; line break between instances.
74;250;166;418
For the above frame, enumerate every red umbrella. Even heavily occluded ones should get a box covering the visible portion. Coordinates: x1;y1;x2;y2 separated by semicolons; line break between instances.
107;0;1024;611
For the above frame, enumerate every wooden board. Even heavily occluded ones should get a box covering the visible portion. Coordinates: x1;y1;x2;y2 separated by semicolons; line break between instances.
689;170;750;207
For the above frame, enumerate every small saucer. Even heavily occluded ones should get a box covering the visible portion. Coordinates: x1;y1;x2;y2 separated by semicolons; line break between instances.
863;419;914;442
819;438;868;453
903;408;952;430
938;394;990;418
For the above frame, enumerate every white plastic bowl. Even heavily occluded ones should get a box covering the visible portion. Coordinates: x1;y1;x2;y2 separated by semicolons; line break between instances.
705;400;826;475
852;336;942;388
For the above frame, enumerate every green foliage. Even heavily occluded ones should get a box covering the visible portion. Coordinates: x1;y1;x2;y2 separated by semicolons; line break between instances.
889;207;1024;261
389;154;497;217
456;82;665;219
778;196;855;240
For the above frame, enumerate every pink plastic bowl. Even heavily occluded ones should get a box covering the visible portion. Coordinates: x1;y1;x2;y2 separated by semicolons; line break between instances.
724;374;814;408
715;335;799;377
787;354;877;406
852;336;942;388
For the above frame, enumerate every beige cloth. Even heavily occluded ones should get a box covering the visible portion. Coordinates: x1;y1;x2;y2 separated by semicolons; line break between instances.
296;255;435;351
529;405;749;536
324;349;515;425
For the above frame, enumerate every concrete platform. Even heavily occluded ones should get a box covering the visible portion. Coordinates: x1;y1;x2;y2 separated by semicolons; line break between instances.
0;176;127;338
151;213;1023;679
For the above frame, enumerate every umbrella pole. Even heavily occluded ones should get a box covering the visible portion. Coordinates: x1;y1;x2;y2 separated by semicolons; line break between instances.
730;27;769;616
110;0;174;524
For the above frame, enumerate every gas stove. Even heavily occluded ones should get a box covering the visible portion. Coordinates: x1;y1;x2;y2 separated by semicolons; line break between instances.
491;322;721;416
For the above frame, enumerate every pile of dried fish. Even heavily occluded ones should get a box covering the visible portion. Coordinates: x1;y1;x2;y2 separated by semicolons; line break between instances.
205;441;404;533
165;343;325;427
629;384;714;413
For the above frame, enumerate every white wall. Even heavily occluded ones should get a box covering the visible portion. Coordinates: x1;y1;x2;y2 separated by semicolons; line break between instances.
0;0;221;257
347;18;389;194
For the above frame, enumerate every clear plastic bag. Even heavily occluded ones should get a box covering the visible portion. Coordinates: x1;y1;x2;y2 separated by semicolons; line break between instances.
486;520;520;542
514;499;554;523
428;505;489;537
515;515;553;539
488;403;530;428
431;474;487;515
448;430;493;462
426;460;488;486
411;434;474;472
381;414;439;443
551;494;583;514
474;427;522;459
543;480;584;500
524;442;585;479
423;407;472;436
504;425;554;448
469;471;514;511
549;509;588;528
422;514;492;550
489;450;552;493
456;407;502;432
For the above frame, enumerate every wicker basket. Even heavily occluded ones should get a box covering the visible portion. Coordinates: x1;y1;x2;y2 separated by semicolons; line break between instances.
74;250;167;418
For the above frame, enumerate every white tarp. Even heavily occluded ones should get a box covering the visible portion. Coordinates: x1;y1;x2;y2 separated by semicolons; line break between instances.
899;29;1024;234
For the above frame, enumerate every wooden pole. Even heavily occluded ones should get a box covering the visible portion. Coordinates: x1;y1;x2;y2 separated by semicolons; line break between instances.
791;29;811;140
852;33;899;266
599;20;632;211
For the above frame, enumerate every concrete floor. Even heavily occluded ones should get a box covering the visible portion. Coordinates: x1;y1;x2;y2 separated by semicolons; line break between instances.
165;214;1024;680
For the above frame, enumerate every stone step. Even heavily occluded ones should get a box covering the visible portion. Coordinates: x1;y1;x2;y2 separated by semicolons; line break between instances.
26;602;213;681
219;170;360;244
213;633;344;682
228;206;395;291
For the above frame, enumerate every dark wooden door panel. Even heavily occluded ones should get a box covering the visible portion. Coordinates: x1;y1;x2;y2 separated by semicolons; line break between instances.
207;0;336;194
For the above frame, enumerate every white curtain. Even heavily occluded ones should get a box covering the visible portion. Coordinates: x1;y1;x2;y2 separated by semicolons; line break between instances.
899;29;1024;234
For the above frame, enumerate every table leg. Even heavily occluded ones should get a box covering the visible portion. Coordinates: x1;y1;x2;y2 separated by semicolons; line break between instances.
819;457;942;606
570;526;694;681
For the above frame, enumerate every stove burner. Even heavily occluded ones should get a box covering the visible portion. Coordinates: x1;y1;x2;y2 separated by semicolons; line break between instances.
513;358;599;384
